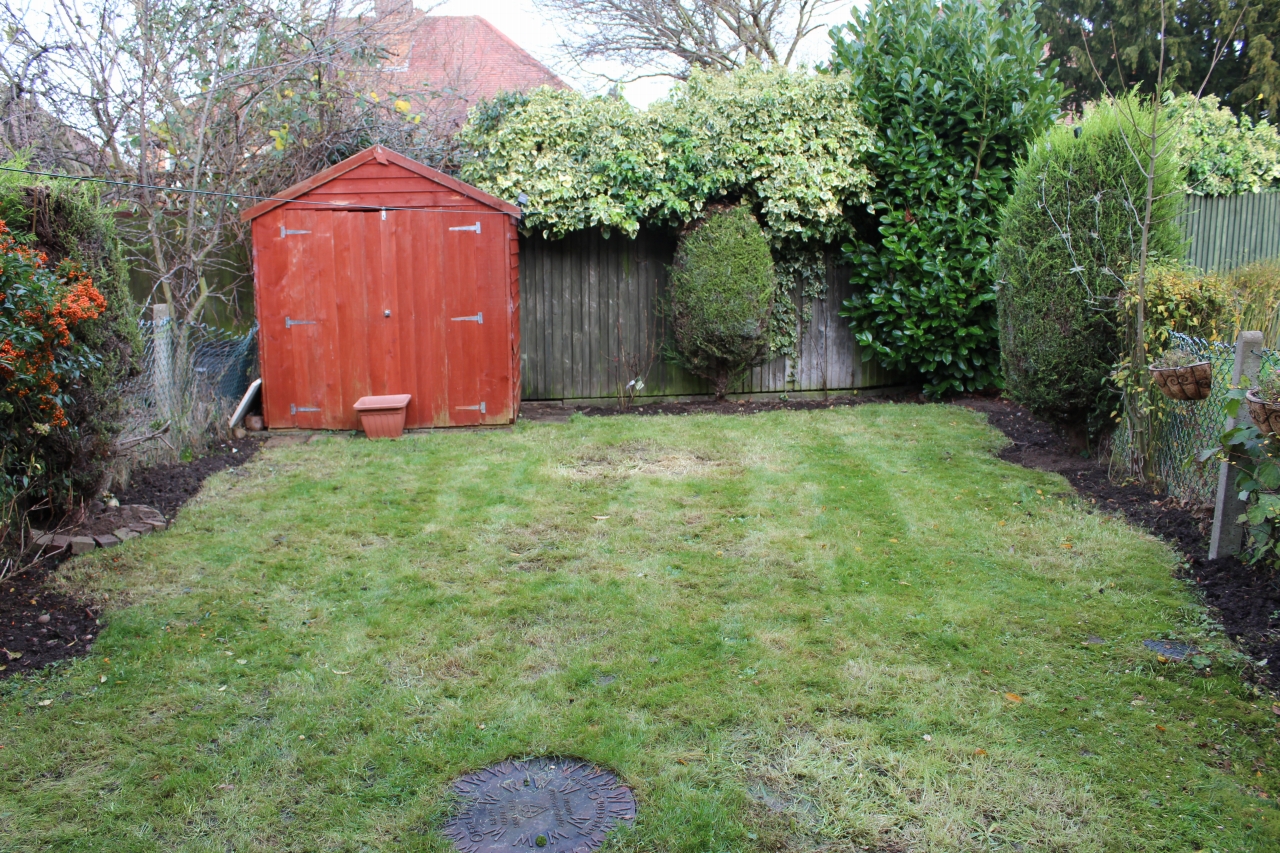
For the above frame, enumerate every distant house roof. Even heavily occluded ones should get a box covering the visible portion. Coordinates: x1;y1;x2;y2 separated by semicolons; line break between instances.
376;12;568;129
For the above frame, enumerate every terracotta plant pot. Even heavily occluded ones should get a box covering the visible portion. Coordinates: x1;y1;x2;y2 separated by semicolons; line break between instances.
1149;361;1212;401
353;394;411;439
1246;389;1280;436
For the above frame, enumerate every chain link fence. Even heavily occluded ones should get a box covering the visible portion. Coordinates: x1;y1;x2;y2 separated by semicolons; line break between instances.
1115;331;1280;505
112;318;257;474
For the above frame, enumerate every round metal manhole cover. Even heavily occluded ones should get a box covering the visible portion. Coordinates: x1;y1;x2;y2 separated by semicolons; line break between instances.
443;757;636;853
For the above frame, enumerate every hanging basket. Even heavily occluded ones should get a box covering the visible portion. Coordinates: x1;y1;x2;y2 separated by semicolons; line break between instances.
1246;389;1280;436
1148;361;1212;401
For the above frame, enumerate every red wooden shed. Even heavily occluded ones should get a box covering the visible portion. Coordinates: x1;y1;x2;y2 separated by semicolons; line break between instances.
242;145;521;430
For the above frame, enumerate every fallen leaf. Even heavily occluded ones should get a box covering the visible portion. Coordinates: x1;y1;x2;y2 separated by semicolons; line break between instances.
1156;725;1166;732
1061;543;1073;549
218;685;227;692
1005;692;1023;703
236;659;247;665
37;699;52;707
592;515;610;520
974;748;987;756
889;538;899;543
1272;704;1280;716
99;675;106;683
331;668;351;675
216;783;235;791
922;734;932;742
898;581;911;586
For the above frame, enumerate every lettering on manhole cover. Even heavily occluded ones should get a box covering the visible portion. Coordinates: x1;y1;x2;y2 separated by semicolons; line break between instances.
443;757;636;853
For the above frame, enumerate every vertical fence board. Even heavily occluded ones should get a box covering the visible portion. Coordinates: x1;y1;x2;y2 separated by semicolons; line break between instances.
519;229;899;400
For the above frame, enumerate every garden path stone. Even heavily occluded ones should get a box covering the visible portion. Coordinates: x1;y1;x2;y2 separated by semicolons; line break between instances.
69;536;96;555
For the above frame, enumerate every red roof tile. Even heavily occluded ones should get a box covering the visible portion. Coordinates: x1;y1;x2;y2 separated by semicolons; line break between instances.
379;14;567;127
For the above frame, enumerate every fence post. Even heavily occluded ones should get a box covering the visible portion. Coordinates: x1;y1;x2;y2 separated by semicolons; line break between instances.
152;302;174;422
1209;330;1264;559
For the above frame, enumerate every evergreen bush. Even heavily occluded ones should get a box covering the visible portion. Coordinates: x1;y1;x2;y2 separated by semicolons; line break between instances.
668;206;775;398
831;0;1062;397
996;100;1184;432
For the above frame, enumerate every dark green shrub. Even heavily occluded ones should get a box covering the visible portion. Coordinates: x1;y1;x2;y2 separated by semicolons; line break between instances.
995;100;1184;431
668;205;775;398
831;0;1062;397
0;169;138;535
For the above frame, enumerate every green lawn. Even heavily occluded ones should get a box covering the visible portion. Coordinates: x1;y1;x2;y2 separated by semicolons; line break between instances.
2;405;1278;852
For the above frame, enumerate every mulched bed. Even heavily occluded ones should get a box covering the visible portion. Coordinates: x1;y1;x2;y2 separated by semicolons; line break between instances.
0;436;263;678
113;436;262;518
521;392;909;421
958;395;1280;690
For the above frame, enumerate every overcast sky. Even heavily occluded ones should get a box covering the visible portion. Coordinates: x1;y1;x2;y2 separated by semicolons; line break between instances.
430;0;857;107
20;0;857;109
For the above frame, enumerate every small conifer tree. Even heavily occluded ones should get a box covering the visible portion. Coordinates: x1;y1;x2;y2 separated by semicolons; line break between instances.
668;205;775;398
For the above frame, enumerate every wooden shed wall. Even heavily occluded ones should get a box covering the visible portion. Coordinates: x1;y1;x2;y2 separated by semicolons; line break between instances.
249;153;522;429
518;228;901;401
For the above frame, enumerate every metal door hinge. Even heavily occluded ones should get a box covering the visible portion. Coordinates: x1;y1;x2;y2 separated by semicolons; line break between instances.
450;312;483;324
280;226;312;237
285;316;316;328
290;404;321;414
456;402;486;414
449;222;482;233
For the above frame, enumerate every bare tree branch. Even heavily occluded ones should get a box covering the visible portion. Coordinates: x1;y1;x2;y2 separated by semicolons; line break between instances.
535;0;842;80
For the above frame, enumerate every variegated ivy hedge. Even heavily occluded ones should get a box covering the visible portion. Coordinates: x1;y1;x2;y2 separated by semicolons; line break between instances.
456;65;875;361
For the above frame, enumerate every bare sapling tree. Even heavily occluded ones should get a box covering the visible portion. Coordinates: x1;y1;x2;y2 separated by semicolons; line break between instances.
536;0;843;80
1075;0;1246;476
0;0;457;325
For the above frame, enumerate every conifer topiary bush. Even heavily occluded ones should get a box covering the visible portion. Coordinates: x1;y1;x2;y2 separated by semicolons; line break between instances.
668;205;775;398
996;100;1184;432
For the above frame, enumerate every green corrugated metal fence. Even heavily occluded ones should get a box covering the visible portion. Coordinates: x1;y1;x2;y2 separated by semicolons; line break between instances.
1181;192;1280;272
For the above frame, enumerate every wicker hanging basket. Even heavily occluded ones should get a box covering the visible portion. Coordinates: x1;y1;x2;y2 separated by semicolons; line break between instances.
1246;389;1280;436
1148;361;1213;401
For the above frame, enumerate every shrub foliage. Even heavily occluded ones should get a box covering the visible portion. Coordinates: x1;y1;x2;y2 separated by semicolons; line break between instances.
831;0;1062;397
668;206;775;397
995;100;1184;430
0;173;137;533
1167;95;1280;196
457;64;874;360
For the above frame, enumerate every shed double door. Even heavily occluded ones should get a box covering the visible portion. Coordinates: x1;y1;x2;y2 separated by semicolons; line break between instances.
259;208;512;429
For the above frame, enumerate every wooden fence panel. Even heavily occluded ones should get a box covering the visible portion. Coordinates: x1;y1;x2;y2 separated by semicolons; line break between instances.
518;229;899;401
1181;192;1280;272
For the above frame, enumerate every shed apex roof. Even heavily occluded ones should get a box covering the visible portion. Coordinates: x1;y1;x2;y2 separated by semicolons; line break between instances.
240;145;520;222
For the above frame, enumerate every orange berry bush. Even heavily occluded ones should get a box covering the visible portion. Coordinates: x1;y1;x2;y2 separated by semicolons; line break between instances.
0;219;107;504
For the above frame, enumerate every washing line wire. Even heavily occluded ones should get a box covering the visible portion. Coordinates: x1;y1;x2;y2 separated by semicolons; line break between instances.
0;164;514;214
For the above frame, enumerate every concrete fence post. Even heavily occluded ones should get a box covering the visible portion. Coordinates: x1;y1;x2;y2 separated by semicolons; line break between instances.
1209;330;1265;559
152;302;174;422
